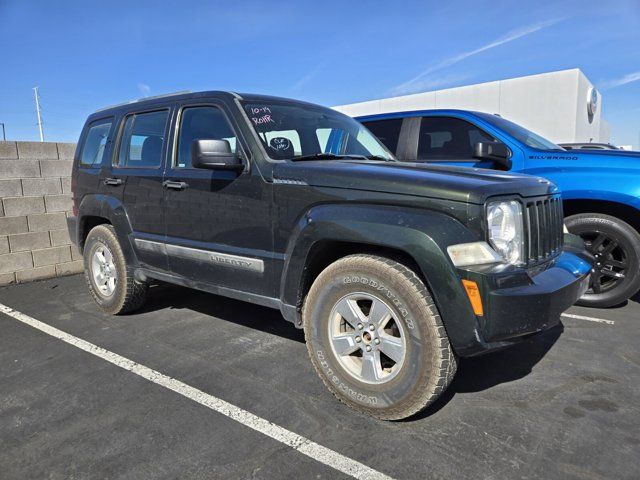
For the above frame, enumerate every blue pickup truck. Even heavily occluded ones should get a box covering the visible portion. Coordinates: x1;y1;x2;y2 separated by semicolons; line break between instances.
357;110;640;307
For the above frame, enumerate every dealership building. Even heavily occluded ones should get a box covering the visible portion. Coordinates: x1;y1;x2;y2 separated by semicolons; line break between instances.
334;68;610;145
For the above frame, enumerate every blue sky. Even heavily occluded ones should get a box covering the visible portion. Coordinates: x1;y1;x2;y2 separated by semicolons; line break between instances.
1;0;639;147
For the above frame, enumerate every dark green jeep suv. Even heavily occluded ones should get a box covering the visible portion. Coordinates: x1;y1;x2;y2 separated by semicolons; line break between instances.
68;91;591;419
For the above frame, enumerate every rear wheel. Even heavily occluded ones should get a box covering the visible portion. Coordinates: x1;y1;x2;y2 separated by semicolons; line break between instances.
565;213;640;308
84;224;149;315
302;254;457;420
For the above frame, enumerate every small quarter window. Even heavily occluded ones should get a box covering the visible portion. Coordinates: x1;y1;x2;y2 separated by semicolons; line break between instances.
80;119;112;167
116;110;169;168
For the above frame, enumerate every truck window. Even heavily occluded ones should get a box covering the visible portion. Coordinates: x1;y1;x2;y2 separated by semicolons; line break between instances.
80;118;112;167
417;117;494;161
474;112;563;151
176;107;237;168
361;119;403;154
116;110;169;168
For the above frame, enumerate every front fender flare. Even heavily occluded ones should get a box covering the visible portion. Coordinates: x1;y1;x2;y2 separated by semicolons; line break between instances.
280;204;481;353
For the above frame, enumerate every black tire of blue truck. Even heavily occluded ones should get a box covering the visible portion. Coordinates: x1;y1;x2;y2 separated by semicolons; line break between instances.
566;213;640;308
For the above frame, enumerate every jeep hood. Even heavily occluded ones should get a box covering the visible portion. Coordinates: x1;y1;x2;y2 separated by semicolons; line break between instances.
274;160;557;204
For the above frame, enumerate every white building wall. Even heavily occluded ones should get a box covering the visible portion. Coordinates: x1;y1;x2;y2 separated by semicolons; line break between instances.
381;91;436;113
574;70;603;143
334;69;607;144
434;81;501;112
496;69;579;143
599;120;612;143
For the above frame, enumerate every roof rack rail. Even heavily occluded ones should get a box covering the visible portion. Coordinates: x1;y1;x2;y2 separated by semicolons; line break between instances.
94;90;192;112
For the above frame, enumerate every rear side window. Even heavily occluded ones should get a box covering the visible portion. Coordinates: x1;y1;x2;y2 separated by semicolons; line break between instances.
417;117;494;160
362;119;403;154
116;110;169;168
80;119;112;167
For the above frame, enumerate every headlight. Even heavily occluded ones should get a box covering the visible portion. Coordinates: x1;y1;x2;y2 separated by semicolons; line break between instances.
486;200;525;266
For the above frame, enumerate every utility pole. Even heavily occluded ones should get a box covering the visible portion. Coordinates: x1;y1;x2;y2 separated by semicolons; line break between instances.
0;123;5;141
33;86;44;142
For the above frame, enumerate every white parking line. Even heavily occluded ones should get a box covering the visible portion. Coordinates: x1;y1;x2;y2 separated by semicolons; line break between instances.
561;313;615;325
0;303;393;480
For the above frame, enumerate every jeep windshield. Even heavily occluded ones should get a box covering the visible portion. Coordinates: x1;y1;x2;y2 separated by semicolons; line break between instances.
242;102;395;161
477;112;564;151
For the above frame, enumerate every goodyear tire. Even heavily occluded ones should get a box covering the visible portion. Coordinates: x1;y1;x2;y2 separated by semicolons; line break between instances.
84;224;148;315
303;254;457;420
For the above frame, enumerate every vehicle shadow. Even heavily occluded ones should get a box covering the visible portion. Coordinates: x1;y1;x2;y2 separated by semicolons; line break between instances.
411;323;563;420
137;282;563;419
136;282;306;344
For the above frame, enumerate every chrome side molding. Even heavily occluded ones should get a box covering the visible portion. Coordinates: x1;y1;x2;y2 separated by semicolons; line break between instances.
134;238;264;273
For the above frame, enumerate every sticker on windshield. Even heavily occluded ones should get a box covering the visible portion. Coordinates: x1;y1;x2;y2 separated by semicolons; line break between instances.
270;137;292;152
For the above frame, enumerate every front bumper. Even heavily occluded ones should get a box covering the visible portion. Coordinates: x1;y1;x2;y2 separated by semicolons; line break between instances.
455;238;592;356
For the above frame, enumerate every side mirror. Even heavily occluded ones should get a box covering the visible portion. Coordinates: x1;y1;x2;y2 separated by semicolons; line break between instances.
191;139;243;171
474;141;512;170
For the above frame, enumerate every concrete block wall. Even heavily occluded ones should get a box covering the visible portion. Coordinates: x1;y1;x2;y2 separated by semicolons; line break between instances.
0;141;82;286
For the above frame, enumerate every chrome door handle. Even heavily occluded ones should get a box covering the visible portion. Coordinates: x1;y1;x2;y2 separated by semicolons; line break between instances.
104;177;123;186
163;180;188;190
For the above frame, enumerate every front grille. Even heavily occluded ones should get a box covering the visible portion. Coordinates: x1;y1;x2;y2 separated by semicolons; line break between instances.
524;196;564;265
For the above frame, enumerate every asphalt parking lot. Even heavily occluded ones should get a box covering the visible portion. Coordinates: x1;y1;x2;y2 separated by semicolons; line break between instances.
1;275;639;480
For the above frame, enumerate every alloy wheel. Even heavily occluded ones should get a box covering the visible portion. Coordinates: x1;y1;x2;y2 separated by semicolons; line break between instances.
91;243;117;297
582;231;628;294
327;292;406;384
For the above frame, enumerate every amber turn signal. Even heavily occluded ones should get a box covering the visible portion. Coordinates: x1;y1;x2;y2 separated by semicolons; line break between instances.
461;279;483;316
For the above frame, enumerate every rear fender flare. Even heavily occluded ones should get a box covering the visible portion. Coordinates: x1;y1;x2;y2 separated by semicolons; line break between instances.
77;194;138;265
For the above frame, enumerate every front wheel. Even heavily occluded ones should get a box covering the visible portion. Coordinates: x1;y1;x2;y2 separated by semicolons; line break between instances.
565;213;640;308
302;254;457;420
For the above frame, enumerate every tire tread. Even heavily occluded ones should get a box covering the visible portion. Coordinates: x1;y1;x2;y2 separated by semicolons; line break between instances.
566;213;640;307
303;254;457;420
84;224;148;315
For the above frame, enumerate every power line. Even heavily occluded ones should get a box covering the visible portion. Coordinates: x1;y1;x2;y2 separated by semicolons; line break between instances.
33;86;44;142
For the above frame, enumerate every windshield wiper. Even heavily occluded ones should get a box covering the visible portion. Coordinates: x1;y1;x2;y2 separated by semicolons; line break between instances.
290;153;396;162
366;155;396;162
290;153;367;162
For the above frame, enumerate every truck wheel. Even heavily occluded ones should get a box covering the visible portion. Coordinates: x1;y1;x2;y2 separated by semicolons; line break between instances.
84;224;148;315
565;213;640;308
302;254;457;420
